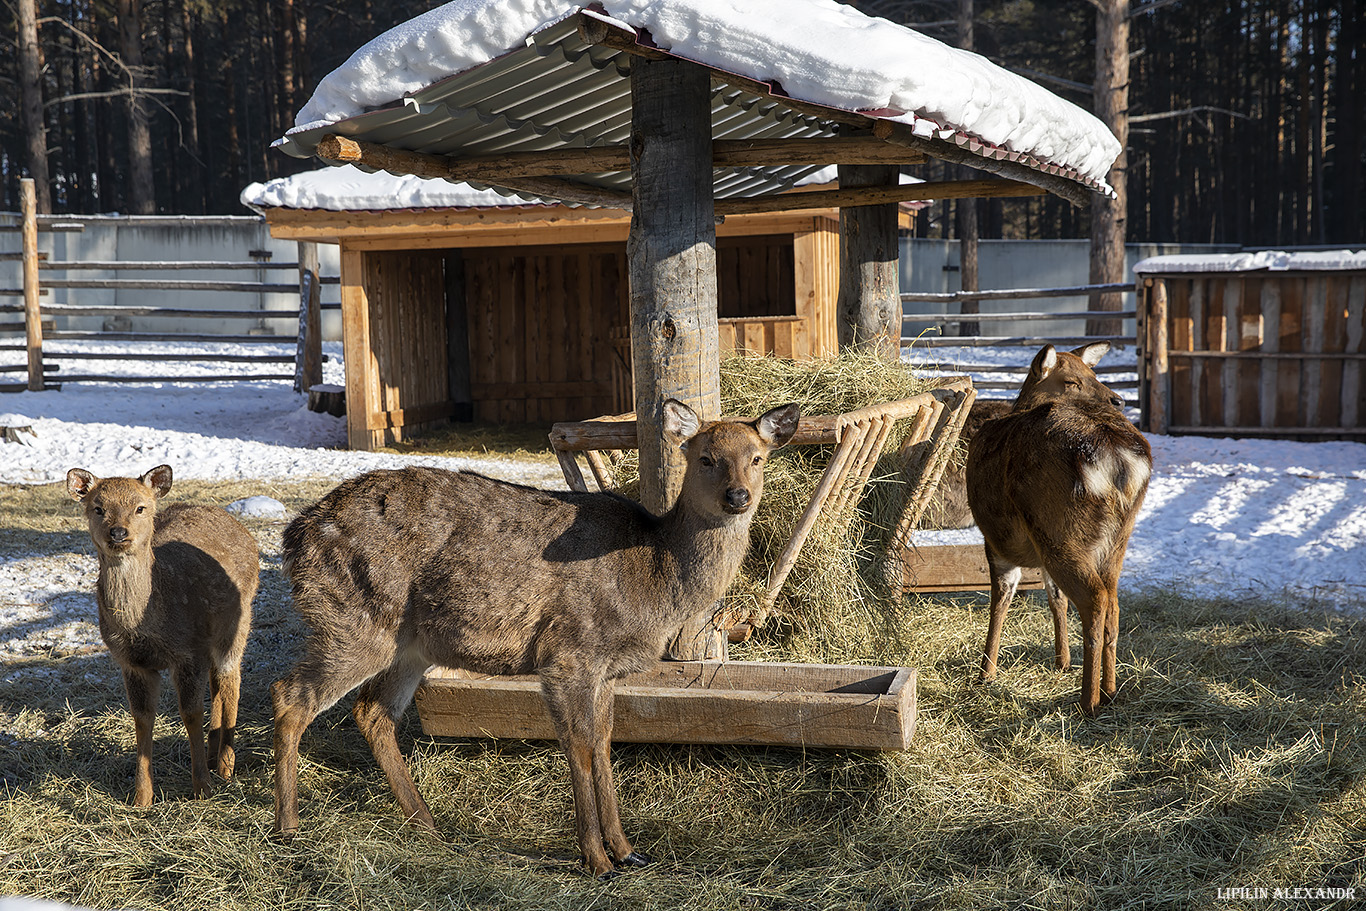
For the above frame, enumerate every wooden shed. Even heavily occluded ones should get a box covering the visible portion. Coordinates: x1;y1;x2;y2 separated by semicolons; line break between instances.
1137;251;1366;440
255;174;913;450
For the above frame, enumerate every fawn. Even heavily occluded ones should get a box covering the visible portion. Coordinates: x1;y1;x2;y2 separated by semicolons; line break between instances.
272;398;800;877
67;464;258;805
965;343;1151;715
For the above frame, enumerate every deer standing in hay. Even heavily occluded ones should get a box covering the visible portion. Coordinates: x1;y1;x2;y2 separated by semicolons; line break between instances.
66;464;258;804
271;399;800;878
965;343;1151;715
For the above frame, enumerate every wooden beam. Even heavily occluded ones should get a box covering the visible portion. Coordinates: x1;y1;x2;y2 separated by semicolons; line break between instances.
710;137;926;167
315;134;633;210
715;178;1043;216
837;165;900;360
20;179;43;392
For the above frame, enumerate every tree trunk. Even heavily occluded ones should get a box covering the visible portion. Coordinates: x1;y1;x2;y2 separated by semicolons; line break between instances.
955;0;980;337
1087;0;1129;339
18;0;52;213
837;164;901;361
117;0;156;214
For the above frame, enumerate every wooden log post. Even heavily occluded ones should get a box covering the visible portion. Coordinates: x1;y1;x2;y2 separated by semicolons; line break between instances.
21;179;44;392
1148;278;1170;435
294;241;322;394
837;164;902;361
627;56;723;660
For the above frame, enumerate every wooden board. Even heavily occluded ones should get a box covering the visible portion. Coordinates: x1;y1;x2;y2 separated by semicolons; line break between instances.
415;660;916;750
898;542;1044;593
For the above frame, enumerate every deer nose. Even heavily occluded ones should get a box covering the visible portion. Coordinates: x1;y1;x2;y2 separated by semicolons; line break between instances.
108;527;129;543
725;488;751;510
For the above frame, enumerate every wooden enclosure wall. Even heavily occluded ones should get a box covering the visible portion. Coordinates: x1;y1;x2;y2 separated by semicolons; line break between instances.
462;242;627;423
348;250;452;450
1141;271;1366;439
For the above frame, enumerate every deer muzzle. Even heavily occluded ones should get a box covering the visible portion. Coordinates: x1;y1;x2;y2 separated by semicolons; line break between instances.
723;488;752;513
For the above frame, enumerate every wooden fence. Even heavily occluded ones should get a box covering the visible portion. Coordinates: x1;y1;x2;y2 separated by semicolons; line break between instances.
900;281;1140;405
0;179;333;393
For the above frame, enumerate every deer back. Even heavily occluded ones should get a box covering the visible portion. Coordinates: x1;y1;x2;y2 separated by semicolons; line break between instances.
966;344;1151;571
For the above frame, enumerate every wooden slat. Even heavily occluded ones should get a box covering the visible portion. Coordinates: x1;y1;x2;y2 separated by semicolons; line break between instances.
900;543;1044;593
714;178;1045;216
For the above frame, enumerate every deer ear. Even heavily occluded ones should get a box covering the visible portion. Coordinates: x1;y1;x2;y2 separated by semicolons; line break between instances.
140;464;174;499
661;399;702;448
1030;344;1059;379
66;468;97;501
756;403;800;450
1074;341;1110;367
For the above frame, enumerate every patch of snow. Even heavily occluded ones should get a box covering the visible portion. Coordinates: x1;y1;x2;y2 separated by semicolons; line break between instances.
1133;249;1366;274
226;495;288;519
240;164;545;212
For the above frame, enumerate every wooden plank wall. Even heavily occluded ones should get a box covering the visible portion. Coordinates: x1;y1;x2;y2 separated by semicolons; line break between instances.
1156;272;1366;437
462;242;625;423
361;250;452;447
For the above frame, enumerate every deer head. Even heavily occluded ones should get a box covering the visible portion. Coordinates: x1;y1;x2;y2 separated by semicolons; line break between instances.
1012;343;1124;413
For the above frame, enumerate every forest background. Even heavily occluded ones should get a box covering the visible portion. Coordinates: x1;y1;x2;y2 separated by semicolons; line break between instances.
0;0;1361;248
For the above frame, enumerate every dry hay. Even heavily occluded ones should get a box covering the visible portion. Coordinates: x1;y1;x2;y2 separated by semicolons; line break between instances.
610;351;943;658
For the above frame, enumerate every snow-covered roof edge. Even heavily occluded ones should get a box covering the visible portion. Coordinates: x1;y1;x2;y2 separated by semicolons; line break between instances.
286;0;1120;197
239;165;548;214
1133;250;1366;274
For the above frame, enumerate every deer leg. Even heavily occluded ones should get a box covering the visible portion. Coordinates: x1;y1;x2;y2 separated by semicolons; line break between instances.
121;666;160;808
590;677;647;869
172;662;214;799
979;555;1023;684
541;668;614;878
1100;586;1121;705
351;653;436;833
1043;573;1071;672
271;641;395;836
208;664;241;779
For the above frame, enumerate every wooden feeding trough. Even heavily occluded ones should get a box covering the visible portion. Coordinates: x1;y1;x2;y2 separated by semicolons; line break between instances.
417;661;916;750
413;376;971;751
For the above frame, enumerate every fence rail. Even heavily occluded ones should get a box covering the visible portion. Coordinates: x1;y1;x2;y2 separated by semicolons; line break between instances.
1;178;329;393
900;280;1140;405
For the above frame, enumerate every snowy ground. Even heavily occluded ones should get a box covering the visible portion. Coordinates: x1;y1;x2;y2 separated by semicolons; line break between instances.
2;339;1364;668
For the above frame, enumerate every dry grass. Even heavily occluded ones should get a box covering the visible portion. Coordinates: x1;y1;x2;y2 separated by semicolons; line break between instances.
3;467;1366;909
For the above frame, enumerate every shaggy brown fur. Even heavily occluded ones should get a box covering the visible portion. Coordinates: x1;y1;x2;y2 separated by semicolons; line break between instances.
966;343;1151;715
271;399;799;877
66;464;258;804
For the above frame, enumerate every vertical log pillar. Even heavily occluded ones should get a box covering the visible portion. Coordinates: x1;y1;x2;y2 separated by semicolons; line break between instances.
21;179;44;392
1148;278;1170;435
294;241;322;394
627;56;723;660
837;164;901;361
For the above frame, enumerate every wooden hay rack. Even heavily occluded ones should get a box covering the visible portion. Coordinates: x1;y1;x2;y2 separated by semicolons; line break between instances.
414;377;974;752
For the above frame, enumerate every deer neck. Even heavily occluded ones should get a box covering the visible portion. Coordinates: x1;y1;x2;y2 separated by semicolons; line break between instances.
657;503;754;612
96;548;156;630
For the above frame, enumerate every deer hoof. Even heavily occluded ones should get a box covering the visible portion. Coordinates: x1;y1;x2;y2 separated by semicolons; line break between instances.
616;851;651;868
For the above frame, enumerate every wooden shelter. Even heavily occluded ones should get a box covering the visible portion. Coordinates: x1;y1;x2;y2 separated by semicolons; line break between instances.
271;1;1120;671
1138;251;1366;440
257;183;914;450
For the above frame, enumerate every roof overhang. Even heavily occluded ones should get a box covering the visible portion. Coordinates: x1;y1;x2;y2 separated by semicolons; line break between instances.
276;11;1107;211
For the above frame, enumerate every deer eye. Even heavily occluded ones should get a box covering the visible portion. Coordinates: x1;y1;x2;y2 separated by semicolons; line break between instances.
136;506;146;514
699;455;715;468
93;506;104;516
752;455;763;466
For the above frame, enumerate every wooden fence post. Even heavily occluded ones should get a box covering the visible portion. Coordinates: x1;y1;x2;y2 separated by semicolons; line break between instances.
627;55;722;660
21;178;44;392
837;164;901;360
1148;277;1170;434
294;241;322;393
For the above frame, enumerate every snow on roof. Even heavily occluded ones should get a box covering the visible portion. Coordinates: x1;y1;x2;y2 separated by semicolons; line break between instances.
1133;250;1366;274
238;163;910;213
290;0;1120;193
240;165;544;212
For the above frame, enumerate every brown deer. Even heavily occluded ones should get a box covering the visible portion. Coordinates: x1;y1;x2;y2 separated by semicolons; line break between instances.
272;398;800;877
965;343;1151;715
66;464;258;805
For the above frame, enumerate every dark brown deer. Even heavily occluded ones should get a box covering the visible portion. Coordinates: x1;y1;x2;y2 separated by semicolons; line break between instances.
66;464;258;805
272;398;800;877
965;343;1151;715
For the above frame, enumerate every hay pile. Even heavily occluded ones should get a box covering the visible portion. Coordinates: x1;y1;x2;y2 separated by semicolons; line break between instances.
616;352;943;659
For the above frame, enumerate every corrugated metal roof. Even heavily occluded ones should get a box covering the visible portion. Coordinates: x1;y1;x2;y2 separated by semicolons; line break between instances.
277;16;849;205
276;12;1108;205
